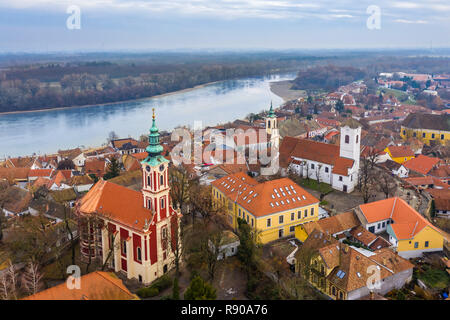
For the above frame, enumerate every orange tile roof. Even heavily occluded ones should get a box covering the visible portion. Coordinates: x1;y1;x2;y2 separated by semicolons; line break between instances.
404;176;450;189
23;271;137;300
302;211;360;236
28;169;53;177
211;172;319;217
359;197;441;240
386;146;415;158
0;167;30;180
85;159;106;177
78;179;152;231
350;226;377;246
131;152;148;161
403;155;441;175
332;157;354;176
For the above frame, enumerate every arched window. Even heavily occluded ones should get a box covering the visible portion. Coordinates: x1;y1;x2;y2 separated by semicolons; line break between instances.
268;121;271;128
345;135;350;144
147;175;151;187
160;175;164;187
147;199;152;210
161;197;165;209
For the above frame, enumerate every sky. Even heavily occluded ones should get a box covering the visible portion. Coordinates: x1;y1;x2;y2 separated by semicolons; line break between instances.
0;0;449;52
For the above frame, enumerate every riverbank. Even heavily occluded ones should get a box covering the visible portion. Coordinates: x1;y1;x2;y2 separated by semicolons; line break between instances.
0;81;220;116
269;80;306;102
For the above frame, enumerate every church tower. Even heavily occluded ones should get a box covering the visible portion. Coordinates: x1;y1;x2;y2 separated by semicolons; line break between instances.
265;102;280;148
141;109;170;222
339;118;361;168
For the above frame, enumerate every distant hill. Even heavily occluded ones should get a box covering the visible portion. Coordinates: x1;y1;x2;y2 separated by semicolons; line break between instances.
290;65;366;91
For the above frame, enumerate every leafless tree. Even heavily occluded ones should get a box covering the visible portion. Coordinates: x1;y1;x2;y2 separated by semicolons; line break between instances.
358;158;376;203
378;173;396;199
21;261;43;296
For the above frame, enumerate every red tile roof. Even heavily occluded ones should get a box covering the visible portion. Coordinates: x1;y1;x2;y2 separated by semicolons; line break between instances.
23;271;136;300
403;155;441;175
78;179;152;231
28;169;53;178
211;172;319;217
386;146;415;158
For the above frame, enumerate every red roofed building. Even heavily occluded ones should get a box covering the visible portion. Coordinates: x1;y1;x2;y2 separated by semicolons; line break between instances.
281;119;361;193
75;110;182;285
403;154;441;175
356;197;444;258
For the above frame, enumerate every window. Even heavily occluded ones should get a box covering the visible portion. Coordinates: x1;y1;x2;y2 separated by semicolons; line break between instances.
377;223;381;229
147;176;151;187
331;286;336;296
138;275;142;283
251;219;254;227
441;134;445;140
291;212;295;221
160;175;164;186
422;133;426;138
339;292;344;300
267;218;271;227
325;167;329;173
413;132;416;137
403;130;406;135
311;208;314;216
162;227;168;239
279;229;284;238
147;199;152;210
298;211;301;219
238;208;241;217
289;226;295;233
122;240;127;255
304;209;308;217
414;242;418;248
382;222;385;228
137;247;142;262
345;135;349;144
356;135;359;143
339;176;343;182
432;133;435;139
311;163;315;169
279;215;284;224
161;197;165;209
425;241;429;248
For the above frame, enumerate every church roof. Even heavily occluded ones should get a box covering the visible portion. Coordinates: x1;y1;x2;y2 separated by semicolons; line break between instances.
78;179;152;231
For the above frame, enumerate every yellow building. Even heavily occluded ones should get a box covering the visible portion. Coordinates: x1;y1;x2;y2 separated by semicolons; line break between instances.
384;145;415;164
356;197;445;259
400;113;450;146
211;172;319;244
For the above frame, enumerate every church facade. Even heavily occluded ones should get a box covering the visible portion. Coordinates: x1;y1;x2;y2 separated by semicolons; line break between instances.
76;110;182;285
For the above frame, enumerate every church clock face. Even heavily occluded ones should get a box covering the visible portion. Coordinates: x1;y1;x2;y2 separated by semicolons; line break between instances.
146;165;151;172
159;164;165;172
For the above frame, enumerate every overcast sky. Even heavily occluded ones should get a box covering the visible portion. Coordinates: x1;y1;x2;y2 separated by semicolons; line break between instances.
0;0;449;52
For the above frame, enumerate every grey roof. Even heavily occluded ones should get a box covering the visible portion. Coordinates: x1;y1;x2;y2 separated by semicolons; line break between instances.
402;113;450;131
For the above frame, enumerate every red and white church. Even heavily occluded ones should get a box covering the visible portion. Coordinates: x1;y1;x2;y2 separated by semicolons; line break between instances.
76;109;182;285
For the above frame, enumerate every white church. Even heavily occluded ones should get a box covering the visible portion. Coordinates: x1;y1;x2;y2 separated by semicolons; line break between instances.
280;118;361;193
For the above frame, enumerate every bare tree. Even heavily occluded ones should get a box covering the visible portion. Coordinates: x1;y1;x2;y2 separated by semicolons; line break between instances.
169;165;190;216
358;158;376;203
378;173;396;199
21;261;43;296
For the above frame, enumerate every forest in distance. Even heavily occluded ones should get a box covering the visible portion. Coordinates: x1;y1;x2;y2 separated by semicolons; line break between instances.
0;50;450;114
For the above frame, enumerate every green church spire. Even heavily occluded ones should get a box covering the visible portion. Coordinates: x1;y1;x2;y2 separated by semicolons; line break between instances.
142;108;168;166
268;101;276;118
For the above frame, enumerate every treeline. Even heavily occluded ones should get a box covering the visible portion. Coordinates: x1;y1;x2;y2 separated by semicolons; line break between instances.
0;60;304;113
291;65;366;91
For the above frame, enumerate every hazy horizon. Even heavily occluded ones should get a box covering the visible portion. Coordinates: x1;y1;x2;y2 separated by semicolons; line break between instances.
1;0;449;52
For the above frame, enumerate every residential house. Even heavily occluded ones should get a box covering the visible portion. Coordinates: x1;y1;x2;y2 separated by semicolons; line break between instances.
294;229;413;300
294;211;360;242
208;230;240;260
384;146;415;164
355;197;445;258
69;175;94;193
211;172;320;244
380;160;409;178
403;155;441;176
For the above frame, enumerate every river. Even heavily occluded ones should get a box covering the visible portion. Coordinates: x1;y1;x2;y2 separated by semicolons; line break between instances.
0;73;295;158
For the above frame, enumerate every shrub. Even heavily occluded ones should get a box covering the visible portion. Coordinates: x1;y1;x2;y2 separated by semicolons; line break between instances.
152;275;173;292
137;287;159;298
